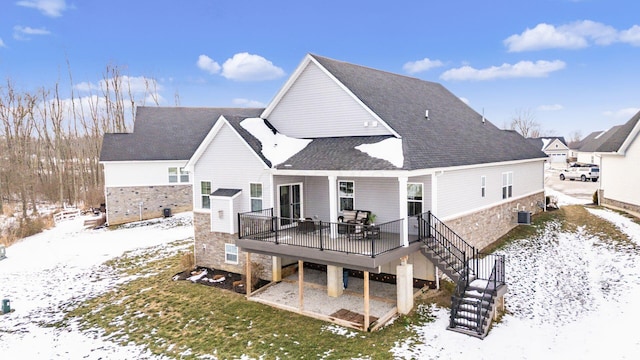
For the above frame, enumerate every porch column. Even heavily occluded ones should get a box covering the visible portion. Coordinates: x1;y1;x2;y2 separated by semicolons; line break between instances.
364;270;370;330
327;265;343;297
298;260;304;312
272;256;282;282
397;256;414;314
328;176;338;238
398;176;409;247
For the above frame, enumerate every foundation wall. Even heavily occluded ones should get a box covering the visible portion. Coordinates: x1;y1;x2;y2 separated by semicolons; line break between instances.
106;185;192;225
194;212;273;280
444;191;545;250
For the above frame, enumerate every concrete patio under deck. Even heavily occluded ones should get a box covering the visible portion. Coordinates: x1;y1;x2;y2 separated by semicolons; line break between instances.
249;268;425;331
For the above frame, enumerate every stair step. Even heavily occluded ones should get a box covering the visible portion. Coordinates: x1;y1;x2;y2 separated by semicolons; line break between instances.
455;310;489;323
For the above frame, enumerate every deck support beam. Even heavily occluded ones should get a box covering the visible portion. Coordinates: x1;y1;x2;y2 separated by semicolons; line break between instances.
327;265;344;297
246;252;252;297
364;270;370;330
397;256;413;314
272;256;282;282
298;260;304;311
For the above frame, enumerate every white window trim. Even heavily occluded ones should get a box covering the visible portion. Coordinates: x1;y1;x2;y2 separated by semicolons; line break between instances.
169;166;190;183
225;243;239;264
250;182;263;212
338;180;355;212
481;176;486;198
407;182;424;216
200;180;212;209
502;172;513;199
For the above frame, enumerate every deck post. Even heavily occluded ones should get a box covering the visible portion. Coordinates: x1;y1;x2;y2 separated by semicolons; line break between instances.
298;260;304;312
364;270;370;330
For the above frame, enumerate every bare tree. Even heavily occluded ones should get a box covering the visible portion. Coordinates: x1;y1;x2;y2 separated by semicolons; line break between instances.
509;108;540;138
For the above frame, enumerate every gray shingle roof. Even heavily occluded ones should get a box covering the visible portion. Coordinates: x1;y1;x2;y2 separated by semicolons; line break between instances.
100;107;264;161
211;188;242;197
309;55;547;170
526;137;567;151
584;111;640;153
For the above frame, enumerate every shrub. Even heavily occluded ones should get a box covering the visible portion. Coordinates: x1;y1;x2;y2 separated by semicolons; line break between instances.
593;190;599;205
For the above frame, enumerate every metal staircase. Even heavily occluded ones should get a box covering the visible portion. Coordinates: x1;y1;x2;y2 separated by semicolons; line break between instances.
417;211;506;339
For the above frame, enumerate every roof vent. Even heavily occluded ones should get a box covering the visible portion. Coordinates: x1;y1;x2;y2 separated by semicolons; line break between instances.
425;109;429;120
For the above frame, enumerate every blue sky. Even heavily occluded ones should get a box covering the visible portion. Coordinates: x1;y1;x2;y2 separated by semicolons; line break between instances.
1;0;639;139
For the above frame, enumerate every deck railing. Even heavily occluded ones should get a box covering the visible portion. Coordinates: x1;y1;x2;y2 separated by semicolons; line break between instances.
238;209;405;258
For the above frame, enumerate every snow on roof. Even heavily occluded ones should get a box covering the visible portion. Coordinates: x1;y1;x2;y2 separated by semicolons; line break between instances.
240;117;312;167
541;138;551;150
354;137;404;168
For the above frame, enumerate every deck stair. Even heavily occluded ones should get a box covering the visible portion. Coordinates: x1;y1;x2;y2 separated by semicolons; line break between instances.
416;211;505;339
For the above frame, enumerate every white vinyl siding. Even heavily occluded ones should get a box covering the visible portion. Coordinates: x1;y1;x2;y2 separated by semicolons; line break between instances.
193;123;272;217
267;62;393;138
602;136;640;206
436;161;544;219
103;161;190;187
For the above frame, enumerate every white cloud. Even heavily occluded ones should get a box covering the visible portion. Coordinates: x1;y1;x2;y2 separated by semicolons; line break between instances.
196;55;221;75
459;97;470;105
221;53;285;81
619;25;640;46
403;58;443;74
505;20;637;52
232;98;266;108
603;107;640;119
16;0;68;17
0;38;5;47
13;25;50;40
440;60;566;81
538;104;564;111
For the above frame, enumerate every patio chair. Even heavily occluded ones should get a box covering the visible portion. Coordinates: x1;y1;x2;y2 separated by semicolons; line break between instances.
337;210;371;239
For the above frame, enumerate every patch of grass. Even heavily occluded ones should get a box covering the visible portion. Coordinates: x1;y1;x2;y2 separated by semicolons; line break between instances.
62;243;435;359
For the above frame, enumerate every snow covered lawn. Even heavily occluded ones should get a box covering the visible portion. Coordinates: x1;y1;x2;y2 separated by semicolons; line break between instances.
0;213;193;359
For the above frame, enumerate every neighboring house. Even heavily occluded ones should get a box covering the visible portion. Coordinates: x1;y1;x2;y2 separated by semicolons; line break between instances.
527;137;568;167
99;106;262;225
571;128;624;166
596;111;640;214
182;54;547;336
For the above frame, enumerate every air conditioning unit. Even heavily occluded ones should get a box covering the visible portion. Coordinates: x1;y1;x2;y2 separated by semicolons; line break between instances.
517;211;531;225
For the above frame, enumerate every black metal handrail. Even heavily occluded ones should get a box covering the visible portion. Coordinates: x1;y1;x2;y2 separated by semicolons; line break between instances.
238;210;405;258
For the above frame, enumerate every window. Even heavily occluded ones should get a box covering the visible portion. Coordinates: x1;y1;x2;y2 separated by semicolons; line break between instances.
225;243;238;264
179;167;189;182
481;176;486;197
407;183;423;216
338;181;354;211
169;167;189;183
250;183;263;212
502;172;513;199
201;181;211;209
168;167;178;183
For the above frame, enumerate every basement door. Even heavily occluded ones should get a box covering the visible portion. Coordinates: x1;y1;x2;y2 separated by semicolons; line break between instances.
278;183;303;226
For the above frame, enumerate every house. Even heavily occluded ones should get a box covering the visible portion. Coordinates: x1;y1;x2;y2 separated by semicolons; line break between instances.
527;137;568;168
181;54;547;336
570;128;623;166
597;111;640;214
99;106;262;225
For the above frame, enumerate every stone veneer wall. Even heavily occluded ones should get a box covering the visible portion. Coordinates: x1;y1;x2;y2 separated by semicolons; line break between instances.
601;190;640;215
194;212;273;280
106;185;192;226
443;191;545;251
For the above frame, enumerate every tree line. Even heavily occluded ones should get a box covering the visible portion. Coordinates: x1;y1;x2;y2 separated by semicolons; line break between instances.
0;65;161;220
